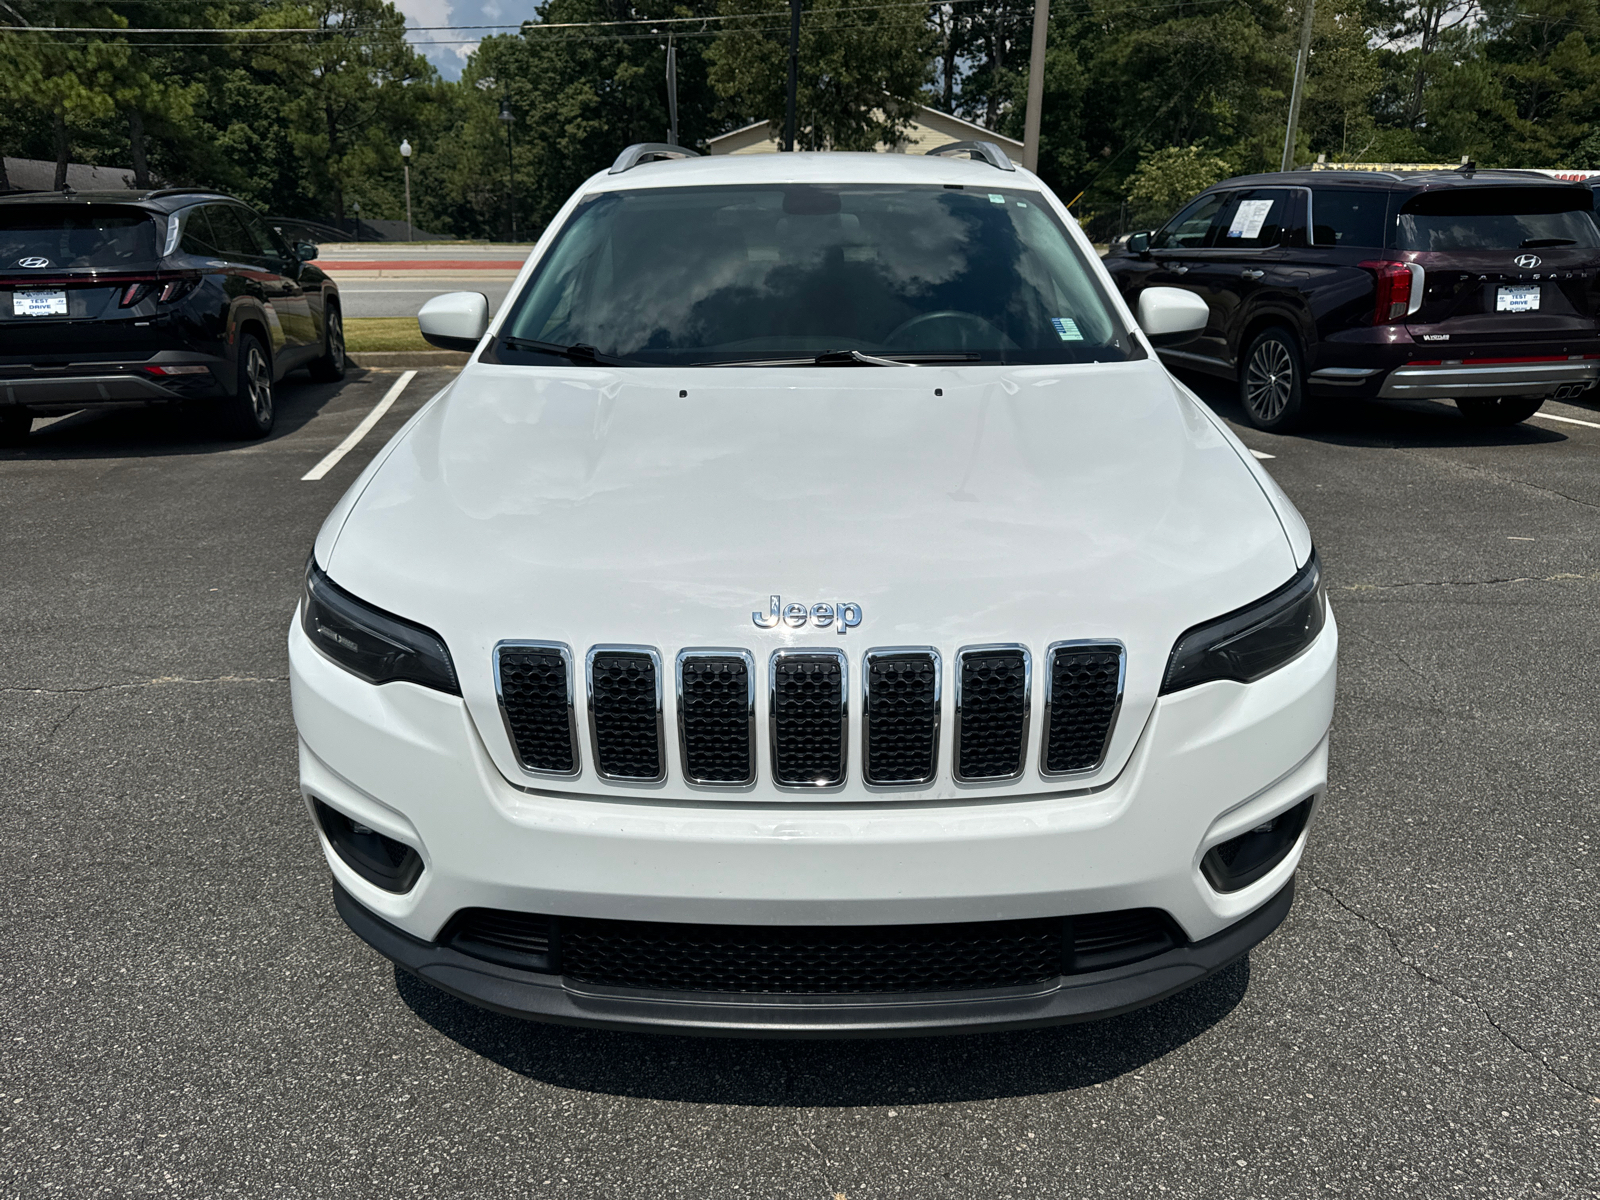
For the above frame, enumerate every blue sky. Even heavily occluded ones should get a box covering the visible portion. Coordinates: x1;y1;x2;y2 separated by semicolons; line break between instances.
395;0;541;79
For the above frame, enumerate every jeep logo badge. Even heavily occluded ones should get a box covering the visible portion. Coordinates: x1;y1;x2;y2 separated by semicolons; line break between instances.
752;595;862;634
1514;254;1542;269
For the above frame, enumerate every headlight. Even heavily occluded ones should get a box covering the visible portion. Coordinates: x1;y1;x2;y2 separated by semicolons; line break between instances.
301;560;459;694
1161;552;1326;694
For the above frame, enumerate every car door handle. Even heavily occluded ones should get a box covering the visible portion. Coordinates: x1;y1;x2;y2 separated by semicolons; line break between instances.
1241;269;1265;280
1171;265;1189;275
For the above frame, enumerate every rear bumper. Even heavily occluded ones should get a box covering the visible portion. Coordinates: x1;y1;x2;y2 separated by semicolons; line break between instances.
335;876;1295;1038
0;354;227;409
1377;357;1599;400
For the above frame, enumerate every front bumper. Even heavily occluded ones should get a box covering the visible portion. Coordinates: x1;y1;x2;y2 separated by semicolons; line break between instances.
334;876;1295;1037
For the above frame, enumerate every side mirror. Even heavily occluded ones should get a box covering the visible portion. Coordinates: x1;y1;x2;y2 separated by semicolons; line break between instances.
1136;286;1209;348
1125;231;1152;256
418;291;490;352
295;242;319;261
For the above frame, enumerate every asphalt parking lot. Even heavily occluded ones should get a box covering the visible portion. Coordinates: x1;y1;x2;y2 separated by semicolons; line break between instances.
2;367;1597;1198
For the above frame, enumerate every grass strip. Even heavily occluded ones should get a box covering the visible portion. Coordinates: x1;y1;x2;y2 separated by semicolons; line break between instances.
343;317;432;353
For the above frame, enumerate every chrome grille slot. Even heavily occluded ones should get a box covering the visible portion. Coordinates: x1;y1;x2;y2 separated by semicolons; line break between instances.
1041;642;1125;776
495;641;580;777
862;648;941;786
586;647;665;782
954;645;1031;782
769;649;847;787
677;650;756;786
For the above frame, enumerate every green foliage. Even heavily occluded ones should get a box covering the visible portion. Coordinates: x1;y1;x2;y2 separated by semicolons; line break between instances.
1125;145;1234;226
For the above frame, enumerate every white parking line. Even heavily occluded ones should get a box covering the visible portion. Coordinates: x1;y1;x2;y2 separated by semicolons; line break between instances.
1250;449;1276;460
301;370;416;481
1531;411;1600;430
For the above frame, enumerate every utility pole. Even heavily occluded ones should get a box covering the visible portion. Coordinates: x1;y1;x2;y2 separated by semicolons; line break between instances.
399;139;413;242
666;36;679;146
1022;0;1049;172
785;0;800;151
1280;0;1315;172
499;98;516;241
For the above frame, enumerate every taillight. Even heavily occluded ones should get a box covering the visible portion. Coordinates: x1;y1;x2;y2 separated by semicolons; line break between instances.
119;283;151;307
158;277;198;304
1359;260;1424;325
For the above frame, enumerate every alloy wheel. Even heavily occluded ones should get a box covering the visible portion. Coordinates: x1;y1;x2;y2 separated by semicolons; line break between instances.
328;311;345;372
247;345;273;424
1244;339;1293;423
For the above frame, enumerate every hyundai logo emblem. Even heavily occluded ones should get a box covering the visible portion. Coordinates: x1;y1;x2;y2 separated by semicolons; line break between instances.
18;256;50;268
1514;254;1542;269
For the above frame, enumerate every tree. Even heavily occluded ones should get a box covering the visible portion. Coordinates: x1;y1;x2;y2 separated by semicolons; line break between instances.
1124;144;1233;226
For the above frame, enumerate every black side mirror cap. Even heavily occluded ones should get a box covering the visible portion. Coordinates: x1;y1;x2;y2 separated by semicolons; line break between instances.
295;242;319;261
1126;231;1152;256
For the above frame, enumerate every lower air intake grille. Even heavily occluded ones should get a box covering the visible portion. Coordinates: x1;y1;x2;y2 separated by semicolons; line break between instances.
678;653;754;785
770;651;846;787
862;650;940;785
588;649;664;780
1042;644;1124;774
956;647;1030;781
496;644;577;775
561;915;1066;994
443;906;1185;992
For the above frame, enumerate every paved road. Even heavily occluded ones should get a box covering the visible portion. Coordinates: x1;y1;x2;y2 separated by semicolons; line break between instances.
2;372;1597;1198
335;277;517;318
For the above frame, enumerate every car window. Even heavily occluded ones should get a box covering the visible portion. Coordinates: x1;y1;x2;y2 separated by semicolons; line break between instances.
204;205;261;260
1310;188;1388;248
0;206;158;269
178;207;222;256
1395;186;1600;251
1152;193;1229;250
1213;189;1292;250
239;208;290;258
498;183;1138;366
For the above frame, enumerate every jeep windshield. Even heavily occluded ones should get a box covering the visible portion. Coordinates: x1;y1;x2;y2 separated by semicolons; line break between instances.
0;206;160;271
494;183;1137;366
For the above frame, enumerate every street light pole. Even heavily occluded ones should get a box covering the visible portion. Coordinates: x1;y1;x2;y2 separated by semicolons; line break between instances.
785;0;799;151
666;36;679;146
352;199;361;242
1022;0;1049;173
499;99;516;241
399;138;413;243
1280;0;1315;172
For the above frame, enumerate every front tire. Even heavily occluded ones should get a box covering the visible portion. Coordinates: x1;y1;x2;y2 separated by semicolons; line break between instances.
1455;395;1545;426
221;333;275;439
309;303;347;383
1239;327;1310;432
0;409;30;448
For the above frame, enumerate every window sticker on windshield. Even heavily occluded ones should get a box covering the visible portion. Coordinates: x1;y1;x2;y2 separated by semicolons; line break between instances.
1227;199;1275;240
1051;317;1083;341
1016;201;1029;207
988;193;1006;204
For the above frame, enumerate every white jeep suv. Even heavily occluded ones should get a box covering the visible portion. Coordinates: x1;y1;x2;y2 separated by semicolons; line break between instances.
290;143;1336;1036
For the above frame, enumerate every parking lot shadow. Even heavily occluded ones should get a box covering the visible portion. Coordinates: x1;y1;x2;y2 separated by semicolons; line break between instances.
394;959;1249;1106
0;367;357;461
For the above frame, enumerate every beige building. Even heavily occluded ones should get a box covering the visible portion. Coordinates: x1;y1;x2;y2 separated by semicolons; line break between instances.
706;106;1024;159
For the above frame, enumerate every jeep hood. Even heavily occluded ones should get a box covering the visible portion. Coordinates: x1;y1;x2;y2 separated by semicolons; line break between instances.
320;358;1300;801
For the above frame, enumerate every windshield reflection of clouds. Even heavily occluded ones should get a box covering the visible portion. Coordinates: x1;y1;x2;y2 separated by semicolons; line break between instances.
507;185;1130;365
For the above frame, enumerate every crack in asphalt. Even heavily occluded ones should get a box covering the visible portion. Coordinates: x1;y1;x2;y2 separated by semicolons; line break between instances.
0;675;288;696
1339;571;1600;592
1305;877;1597;1102
1386;444;1600;513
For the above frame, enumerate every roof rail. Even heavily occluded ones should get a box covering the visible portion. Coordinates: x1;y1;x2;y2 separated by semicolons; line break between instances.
609;143;700;174
925;140;1016;172
148;188;227;199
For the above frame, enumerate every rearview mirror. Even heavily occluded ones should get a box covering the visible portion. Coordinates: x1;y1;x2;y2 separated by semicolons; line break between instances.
295;242;319;261
1136;286;1208;347
1125;231;1152;255
418;291;490;352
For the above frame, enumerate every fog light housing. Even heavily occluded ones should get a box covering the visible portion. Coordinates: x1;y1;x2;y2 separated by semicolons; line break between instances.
1201;797;1314;893
312;799;423;893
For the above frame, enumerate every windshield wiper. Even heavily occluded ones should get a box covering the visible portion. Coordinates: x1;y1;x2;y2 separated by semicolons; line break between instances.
1519;238;1577;248
501;336;637;365
701;350;982;367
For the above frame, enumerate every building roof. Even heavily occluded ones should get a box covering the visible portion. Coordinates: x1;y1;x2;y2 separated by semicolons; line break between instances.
706;105;1023;157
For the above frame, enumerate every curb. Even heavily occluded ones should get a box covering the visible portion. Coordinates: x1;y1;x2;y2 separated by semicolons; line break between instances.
349;350;470;368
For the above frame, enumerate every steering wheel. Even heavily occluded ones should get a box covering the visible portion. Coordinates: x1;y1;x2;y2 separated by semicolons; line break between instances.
884;310;1007;352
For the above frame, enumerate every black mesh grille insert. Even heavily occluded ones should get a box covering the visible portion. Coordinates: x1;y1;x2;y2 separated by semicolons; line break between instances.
446;909;553;970
561;916;1065;994
1043;645;1123;774
679;655;753;784
497;646;576;774
442;906;1186;991
770;653;845;786
863;651;940;785
589;650;662;779
956;648;1029;780
1069;909;1178;972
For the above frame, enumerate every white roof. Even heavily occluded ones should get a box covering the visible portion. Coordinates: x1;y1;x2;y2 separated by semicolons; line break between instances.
583;150;1041;194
